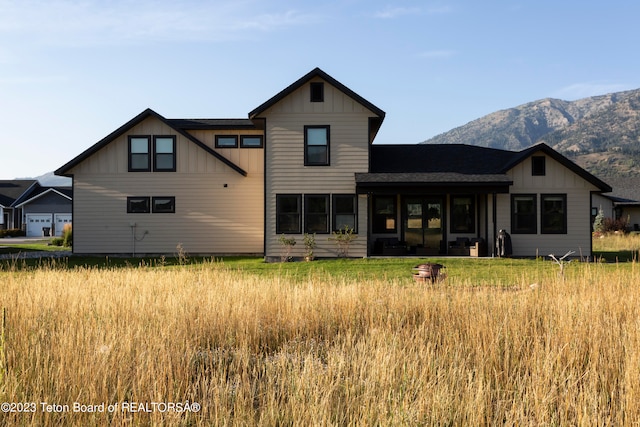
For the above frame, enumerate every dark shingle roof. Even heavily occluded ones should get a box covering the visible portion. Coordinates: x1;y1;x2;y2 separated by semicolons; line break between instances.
167;118;256;130
358;143;611;193
0;180;39;207
370;144;515;174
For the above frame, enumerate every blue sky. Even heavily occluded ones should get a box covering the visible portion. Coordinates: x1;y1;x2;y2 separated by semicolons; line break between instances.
2;0;640;179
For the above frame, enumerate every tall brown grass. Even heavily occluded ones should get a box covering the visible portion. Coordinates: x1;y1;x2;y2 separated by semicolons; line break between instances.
1;261;639;425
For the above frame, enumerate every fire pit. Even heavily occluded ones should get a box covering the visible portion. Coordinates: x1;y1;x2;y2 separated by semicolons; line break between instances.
412;263;446;283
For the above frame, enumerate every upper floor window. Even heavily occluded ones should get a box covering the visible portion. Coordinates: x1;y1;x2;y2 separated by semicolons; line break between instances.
304;125;330;166
128;136;151;172
511;194;537;234
541;194;567;234
310;82;324;102
532;156;546;176
240;135;263;148
216;135;238;148
153;136;176;172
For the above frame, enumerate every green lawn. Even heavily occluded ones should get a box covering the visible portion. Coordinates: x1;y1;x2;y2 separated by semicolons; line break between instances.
1;236;636;286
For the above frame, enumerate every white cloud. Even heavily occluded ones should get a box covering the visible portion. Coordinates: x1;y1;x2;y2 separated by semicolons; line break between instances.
374;6;421;19
554;82;636;100
373;3;452;19
416;49;456;59
0;0;315;47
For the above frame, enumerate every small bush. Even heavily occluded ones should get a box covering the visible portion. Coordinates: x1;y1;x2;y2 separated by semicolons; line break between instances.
0;229;26;238
602;216;629;234
62;224;72;247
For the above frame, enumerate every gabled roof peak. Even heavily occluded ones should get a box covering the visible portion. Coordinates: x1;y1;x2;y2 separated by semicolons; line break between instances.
248;67;386;120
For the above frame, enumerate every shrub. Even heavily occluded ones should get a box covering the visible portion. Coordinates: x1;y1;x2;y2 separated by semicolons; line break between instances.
328;225;357;257
0;229;26;238
278;235;296;262
62;224;72;247
303;233;316;261
602;216;629;234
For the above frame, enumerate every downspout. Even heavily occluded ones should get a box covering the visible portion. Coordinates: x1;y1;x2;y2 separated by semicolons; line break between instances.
492;193;497;257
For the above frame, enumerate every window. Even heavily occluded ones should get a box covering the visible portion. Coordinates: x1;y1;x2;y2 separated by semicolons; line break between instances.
511;194;537;234
128;136;151;171
153;136;176;172
310;82;324;102
450;196;475;233
152;197;175;213
127;197;150;213
240;135;263;148
276;194;301;234
333;194;357;232
372;196;397;233
216;135;238;148
541;194;566;234
304;125;329;166
305;194;330;233
532;156;546;176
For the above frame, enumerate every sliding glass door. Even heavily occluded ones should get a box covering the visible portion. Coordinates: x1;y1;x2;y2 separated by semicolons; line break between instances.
403;196;444;254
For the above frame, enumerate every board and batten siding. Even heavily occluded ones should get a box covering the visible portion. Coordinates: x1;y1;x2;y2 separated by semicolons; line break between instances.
68;116;264;254
261;77;376;258
495;153;599;257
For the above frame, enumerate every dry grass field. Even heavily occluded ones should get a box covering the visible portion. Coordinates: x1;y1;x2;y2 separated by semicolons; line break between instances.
1;241;639;425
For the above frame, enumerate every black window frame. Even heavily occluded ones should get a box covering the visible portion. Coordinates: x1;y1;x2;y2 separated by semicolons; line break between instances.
304;194;330;234
333;194;358;233
304;125;330;166
450;195;475;233
310;82;324;102
152;196;176;214
511;194;537;234
153;135;176;172
240;135;263;148
215;135;238;148
532;156;546;176
372;196;397;234
128;136;151;172
276;194;302;234
541;193;567;234
127;196;150;213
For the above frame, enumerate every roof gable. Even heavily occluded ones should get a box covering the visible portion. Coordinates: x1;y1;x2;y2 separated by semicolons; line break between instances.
55;109;247;177
0;180;39;207
15;187;72;208
248;67;386;120
501;143;612;192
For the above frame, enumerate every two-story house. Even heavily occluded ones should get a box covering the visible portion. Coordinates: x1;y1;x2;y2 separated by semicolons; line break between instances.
55;67;611;258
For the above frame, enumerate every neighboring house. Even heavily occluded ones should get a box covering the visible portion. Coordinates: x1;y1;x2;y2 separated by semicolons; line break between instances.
15;187;72;236
592;177;640;231
0;180;72;236
0;180;39;231
55;67;612;258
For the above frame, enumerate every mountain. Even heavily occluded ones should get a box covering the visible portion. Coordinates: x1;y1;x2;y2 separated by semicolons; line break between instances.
16;172;72;186
422;89;640;179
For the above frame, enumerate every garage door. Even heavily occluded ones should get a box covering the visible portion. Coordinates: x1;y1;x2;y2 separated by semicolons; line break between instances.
25;214;53;237
54;214;72;236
